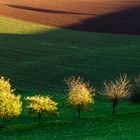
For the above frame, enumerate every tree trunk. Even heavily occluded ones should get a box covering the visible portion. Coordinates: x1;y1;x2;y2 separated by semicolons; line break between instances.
77;106;81;118
38;113;41;123
112;98;118;115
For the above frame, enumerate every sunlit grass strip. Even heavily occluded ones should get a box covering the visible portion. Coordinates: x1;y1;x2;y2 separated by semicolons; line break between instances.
0;16;56;34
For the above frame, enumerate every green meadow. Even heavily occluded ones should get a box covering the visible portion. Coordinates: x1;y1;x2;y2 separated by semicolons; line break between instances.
0;16;140;139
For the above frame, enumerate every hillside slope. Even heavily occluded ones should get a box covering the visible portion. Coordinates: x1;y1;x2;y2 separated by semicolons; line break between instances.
0;0;140;33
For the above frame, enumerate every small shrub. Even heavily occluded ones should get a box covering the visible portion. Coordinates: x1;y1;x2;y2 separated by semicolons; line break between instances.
25;95;58;122
0;77;22;121
100;75;131;115
65;76;95;118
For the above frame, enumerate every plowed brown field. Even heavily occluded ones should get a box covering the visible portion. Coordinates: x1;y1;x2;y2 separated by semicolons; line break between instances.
0;0;140;34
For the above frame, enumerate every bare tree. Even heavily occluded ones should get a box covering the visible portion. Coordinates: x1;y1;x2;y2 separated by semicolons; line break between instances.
100;75;131;115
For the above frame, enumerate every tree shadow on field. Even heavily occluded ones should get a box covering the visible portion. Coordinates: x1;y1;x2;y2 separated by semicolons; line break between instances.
1;112;140;139
0;5;140;92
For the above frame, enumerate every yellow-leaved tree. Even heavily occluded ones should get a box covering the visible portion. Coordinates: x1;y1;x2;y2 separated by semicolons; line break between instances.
65;76;95;118
25;95;58;122
0;77;22;121
100;75;131;115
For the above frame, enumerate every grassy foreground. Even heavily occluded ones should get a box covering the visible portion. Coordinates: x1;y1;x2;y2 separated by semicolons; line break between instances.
0;91;140;140
0;16;140;91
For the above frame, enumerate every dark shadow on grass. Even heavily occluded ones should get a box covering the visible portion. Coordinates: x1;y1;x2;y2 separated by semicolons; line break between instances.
0;115;112;134
0;26;140;91
1;112;140;138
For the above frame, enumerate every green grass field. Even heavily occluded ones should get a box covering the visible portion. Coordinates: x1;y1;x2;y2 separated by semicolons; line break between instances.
0;16;140;139
1;91;140;140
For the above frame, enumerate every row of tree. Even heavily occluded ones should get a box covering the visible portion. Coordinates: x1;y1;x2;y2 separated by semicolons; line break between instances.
66;75;131;117
0;75;139;125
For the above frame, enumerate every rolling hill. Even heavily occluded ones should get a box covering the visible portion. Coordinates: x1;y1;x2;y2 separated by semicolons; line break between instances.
0;0;140;34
